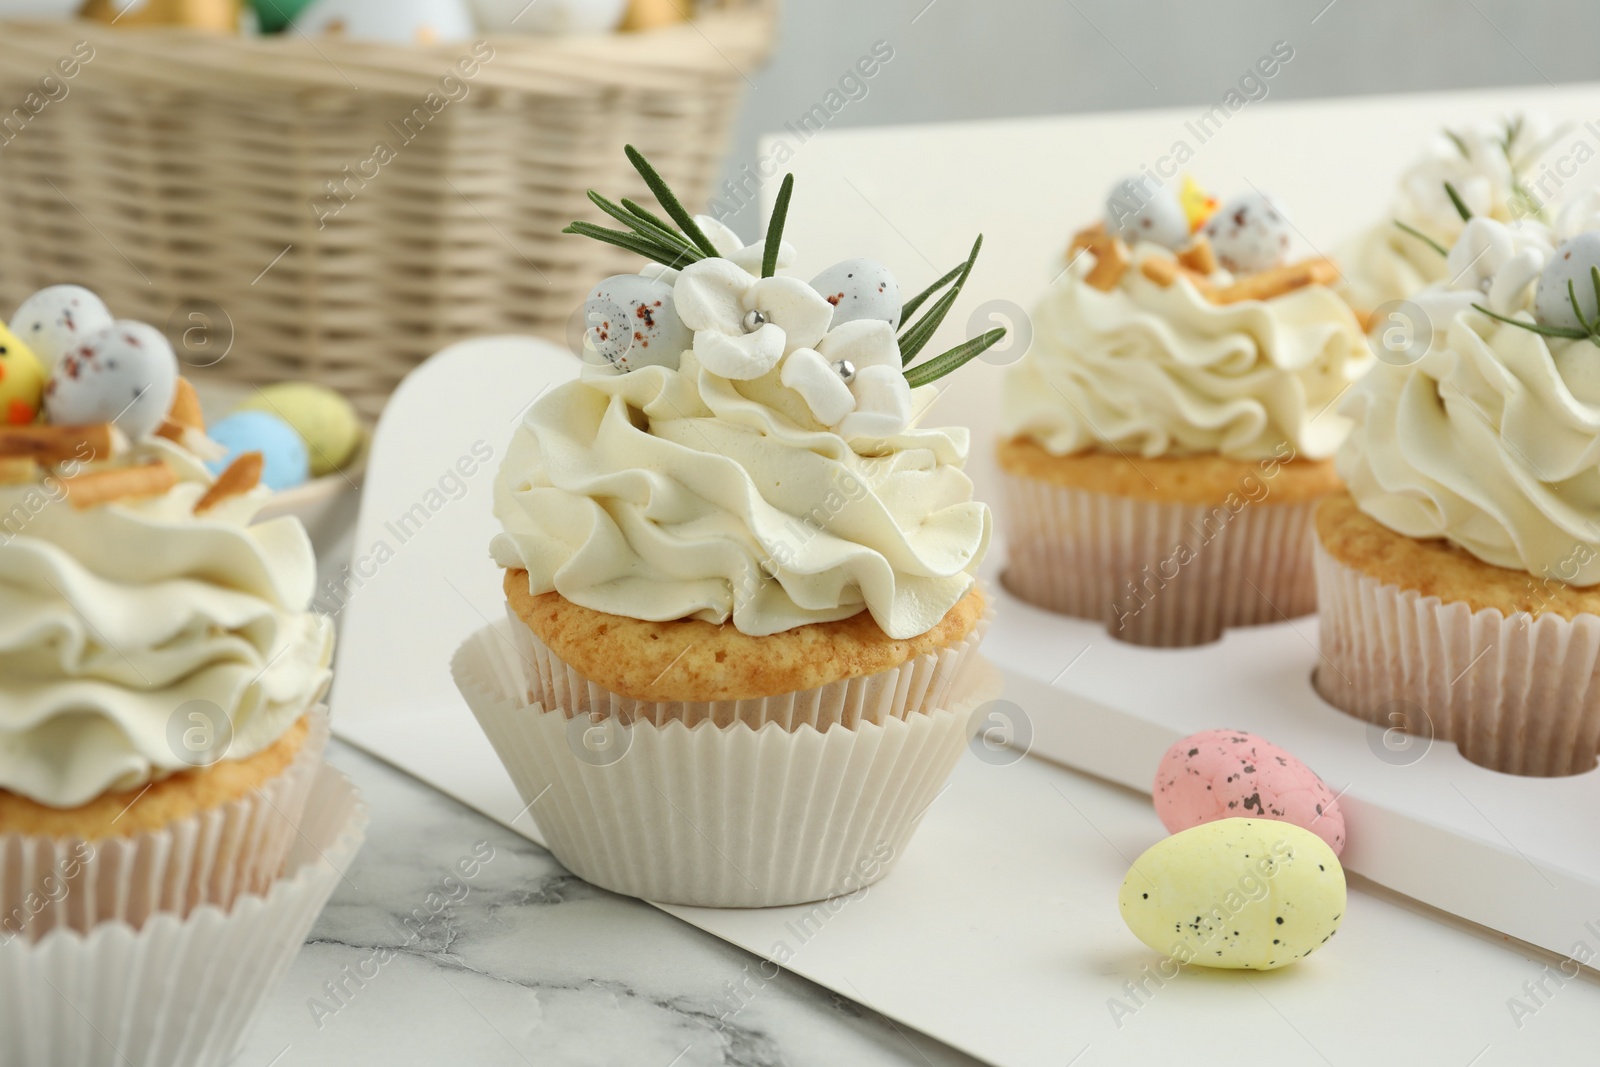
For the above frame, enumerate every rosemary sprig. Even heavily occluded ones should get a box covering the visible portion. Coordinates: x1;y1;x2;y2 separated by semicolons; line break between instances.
762;174;794;279
587;191;700;259
1471;269;1600;347
898;235;983;365
903;328;1006;388
1444;127;1470;160
1443;181;1473;222
1394;220;1448;257
624;144;720;258
562;221;701;269
1500;114;1523;159
1471;302;1588;340
899;261;965;324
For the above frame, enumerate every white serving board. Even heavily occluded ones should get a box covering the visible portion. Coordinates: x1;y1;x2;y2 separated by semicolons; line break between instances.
329;335;1600;1067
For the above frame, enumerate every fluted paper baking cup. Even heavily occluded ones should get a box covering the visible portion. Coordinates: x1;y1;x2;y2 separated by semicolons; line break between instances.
504;597;992;731
1313;542;1600;777
999;470;1321;647
454;619;1001;908
0;761;367;1067
0;706;330;941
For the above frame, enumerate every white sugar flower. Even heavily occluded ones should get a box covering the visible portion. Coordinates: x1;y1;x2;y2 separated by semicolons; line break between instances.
780;319;914;439
675;256;833;380
1443;216;1552;314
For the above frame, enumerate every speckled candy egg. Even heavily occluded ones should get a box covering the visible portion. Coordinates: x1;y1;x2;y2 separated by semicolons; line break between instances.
45;321;177;442
0;324;46;426
583;274;691;372
1154;729;1345;854
1119;819;1346;971
237;382;361;477
294;0;475;42
10;285;113;370
1105;177;1189;250
207;411;310;492
809;258;901;330
1535;232;1600;332
1204;192;1293;273
470;0;625;31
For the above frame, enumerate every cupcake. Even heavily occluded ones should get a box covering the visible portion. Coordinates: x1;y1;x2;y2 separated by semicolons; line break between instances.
1340;115;1563;314
0;291;359;1063
1316;194;1600;777
454;148;1004;908
999;177;1371;646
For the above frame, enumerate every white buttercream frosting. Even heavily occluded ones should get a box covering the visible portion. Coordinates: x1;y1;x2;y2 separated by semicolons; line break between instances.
492;348;990;640
0;438;333;808
1340;214;1600;584
1002;244;1371;461
1341;117;1564;310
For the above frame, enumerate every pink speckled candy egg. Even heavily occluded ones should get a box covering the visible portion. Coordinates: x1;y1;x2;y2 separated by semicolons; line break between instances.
1153;729;1345;855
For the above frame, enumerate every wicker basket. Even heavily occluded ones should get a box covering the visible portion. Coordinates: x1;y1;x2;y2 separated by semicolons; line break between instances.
0;7;773;416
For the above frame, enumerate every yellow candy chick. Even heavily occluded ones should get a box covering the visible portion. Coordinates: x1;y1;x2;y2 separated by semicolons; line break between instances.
1180;176;1220;233
0;324;45;426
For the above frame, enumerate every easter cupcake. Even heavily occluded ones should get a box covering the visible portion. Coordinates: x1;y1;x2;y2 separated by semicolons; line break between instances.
1340;115;1563;315
999;177;1371;646
0;291;359;1061
454;148;1004;907
1317;194;1600;777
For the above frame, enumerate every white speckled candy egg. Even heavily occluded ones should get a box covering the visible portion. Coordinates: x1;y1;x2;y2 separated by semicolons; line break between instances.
583;274;691;372
470;0;625;32
1535;232;1600;332
295;0;475;42
1204;192;1293;273
10;285;113;370
1118;819;1345;971
1154;729;1345;855
45;321;178;441
809;258;901;330
1105;177;1189;251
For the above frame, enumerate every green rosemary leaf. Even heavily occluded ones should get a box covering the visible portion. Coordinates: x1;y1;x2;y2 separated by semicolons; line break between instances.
899;261;965;324
625;144;721;258
903;328;1006;388
1471;302;1589;339
562;222;698;268
1502;114;1523;158
899;234;983;365
1394;220;1448;257
763;174;794;279
1443;181;1473;222
621;198;686;242
1590;266;1600;329
1444;128;1470;160
1568;279;1593;334
587;191;700;257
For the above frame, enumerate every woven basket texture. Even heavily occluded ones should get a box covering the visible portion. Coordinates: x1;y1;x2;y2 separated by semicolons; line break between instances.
0;5;773;415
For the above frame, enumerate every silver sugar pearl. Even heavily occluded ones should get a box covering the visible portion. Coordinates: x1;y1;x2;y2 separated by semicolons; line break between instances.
742;309;769;333
833;359;856;383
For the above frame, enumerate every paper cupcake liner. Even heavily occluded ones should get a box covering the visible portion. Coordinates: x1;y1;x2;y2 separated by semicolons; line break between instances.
454;618;1002;908
504;598;992;731
999;470;1320;647
1313;542;1600;777
0;706;331;942
0;761;367;1067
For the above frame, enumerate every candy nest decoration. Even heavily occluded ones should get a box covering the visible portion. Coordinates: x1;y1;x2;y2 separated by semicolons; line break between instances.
457;146;1006;909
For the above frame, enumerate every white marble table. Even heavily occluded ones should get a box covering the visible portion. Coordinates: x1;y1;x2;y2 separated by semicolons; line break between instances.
235;740;983;1067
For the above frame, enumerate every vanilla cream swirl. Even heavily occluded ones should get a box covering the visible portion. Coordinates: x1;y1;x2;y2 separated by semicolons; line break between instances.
492;349;990;639
1003;245;1370;460
0;440;333;808
1340;222;1600;584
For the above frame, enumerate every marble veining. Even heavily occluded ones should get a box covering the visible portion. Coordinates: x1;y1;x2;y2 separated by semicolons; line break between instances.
234;741;983;1067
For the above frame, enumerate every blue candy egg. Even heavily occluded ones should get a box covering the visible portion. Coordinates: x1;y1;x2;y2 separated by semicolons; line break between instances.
207;411;309;492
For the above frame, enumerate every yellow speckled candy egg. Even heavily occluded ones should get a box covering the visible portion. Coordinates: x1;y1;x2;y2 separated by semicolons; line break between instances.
1118;818;1345;971
238;382;361;477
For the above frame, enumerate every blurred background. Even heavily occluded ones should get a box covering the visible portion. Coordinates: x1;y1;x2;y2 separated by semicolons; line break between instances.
720;0;1598;234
